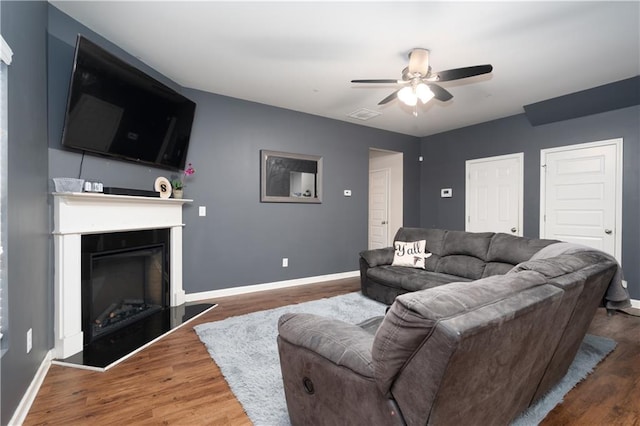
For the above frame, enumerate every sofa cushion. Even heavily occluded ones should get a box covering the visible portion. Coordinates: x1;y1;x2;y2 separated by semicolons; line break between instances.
393;228;447;256
483;261;518;277
487;233;559;265
436;255;486;280
359;247;394;268
371;270;549;396
367;266;469;292
441;230;494;259
508;252;597;278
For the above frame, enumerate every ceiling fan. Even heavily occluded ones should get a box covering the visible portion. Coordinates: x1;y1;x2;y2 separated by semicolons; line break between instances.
351;48;493;111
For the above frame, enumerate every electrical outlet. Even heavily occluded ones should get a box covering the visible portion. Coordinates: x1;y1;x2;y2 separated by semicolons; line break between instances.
26;328;33;353
282;258;288;268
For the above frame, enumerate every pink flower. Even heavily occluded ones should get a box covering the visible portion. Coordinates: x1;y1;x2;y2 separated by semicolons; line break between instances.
172;163;196;190
184;163;196;177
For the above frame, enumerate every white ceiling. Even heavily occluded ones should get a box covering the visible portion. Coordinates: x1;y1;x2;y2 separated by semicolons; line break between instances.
49;1;640;137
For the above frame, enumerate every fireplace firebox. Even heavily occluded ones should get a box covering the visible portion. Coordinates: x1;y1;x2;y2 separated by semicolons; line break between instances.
82;230;170;345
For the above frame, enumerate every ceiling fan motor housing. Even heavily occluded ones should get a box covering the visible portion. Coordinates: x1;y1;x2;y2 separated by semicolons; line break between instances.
408;48;430;76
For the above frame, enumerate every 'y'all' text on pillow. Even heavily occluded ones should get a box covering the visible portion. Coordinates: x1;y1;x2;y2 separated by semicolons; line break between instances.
392;240;432;269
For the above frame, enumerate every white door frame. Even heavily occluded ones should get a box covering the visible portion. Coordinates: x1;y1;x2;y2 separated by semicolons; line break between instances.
368;168;390;249
369;149;403;247
465;152;524;235
540;138;623;263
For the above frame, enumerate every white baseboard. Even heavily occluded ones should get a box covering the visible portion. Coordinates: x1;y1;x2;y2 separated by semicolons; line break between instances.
185;270;360;302
8;349;53;426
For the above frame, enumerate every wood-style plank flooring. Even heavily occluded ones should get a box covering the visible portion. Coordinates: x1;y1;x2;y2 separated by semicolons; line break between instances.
24;278;640;425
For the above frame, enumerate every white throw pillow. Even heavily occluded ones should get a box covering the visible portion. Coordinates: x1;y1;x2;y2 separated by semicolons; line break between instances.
392;240;432;269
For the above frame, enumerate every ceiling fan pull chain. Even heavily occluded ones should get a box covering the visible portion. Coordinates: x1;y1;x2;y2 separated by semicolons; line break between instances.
413;105;418;117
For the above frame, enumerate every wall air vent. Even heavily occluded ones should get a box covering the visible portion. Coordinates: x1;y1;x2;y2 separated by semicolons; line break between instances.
348;108;382;121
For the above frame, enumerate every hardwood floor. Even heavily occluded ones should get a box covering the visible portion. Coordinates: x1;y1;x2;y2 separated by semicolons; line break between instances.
24;278;640;425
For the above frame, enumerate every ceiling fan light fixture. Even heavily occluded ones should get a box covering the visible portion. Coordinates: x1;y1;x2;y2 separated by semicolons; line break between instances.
416;83;434;104
398;86;417;106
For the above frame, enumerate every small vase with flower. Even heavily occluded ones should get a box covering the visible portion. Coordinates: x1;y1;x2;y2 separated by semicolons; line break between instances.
172;163;196;199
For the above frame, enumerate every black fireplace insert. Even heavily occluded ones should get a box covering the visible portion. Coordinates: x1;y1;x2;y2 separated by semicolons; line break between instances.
81;230;170;345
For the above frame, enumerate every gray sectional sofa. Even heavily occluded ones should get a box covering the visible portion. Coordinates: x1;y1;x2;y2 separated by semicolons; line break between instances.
276;228;629;425
359;227;559;305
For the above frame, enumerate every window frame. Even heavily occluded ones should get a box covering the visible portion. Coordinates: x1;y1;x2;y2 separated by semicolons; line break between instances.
0;34;13;354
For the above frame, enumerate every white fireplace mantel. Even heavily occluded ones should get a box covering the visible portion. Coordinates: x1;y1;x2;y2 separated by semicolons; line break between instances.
53;192;191;359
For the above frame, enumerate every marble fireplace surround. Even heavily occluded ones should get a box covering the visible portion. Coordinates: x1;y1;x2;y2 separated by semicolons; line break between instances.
53;192;191;359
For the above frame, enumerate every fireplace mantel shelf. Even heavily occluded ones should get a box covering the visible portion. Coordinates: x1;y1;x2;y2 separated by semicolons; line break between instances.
53;191;193;204
53;192;192;235
53;191;189;358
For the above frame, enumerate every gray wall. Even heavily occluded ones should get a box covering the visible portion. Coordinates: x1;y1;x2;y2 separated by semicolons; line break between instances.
1;1;50;424
419;106;640;299
46;5;421;294
181;89;419;291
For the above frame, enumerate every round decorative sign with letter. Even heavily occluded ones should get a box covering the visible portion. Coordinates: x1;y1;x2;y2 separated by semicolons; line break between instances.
154;177;172;199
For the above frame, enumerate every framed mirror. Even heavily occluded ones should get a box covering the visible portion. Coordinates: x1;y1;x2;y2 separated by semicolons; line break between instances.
261;150;323;203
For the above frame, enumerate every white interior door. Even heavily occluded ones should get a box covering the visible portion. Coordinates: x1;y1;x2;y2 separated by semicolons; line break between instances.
466;153;523;235
540;139;622;261
369;169;389;249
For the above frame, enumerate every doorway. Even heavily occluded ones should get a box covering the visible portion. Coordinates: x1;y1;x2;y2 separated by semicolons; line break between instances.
369;149;403;249
540;139;622;262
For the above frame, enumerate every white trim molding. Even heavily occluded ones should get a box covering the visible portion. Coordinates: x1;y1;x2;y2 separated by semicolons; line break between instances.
0;36;12;65
186;270;359;302
8;350;53;426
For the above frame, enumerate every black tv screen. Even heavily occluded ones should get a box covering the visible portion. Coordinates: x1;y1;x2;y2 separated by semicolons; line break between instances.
61;35;196;171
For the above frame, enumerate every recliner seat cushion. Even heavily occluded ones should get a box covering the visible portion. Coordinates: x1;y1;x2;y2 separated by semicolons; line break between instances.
367;265;469;292
435;255;486;280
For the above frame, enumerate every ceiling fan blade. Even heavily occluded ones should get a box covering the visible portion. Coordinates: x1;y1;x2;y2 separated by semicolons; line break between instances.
351;79;399;84
432;64;493;82
427;84;453;102
378;89;400;105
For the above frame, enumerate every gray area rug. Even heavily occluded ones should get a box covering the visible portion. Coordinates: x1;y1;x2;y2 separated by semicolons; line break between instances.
194;292;616;426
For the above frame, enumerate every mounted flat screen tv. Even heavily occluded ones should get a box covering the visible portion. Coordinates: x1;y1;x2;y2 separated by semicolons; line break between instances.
61;35;196;171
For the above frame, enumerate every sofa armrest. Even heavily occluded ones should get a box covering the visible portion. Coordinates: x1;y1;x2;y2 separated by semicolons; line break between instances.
360;247;394;267
278;313;375;377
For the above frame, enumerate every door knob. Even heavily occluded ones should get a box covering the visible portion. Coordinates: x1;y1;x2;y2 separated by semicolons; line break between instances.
511;227;517;233
605;229;612;235
381;221;387;225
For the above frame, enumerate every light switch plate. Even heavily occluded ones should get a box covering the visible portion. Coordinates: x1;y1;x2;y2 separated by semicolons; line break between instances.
441;188;452;198
199;206;206;216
